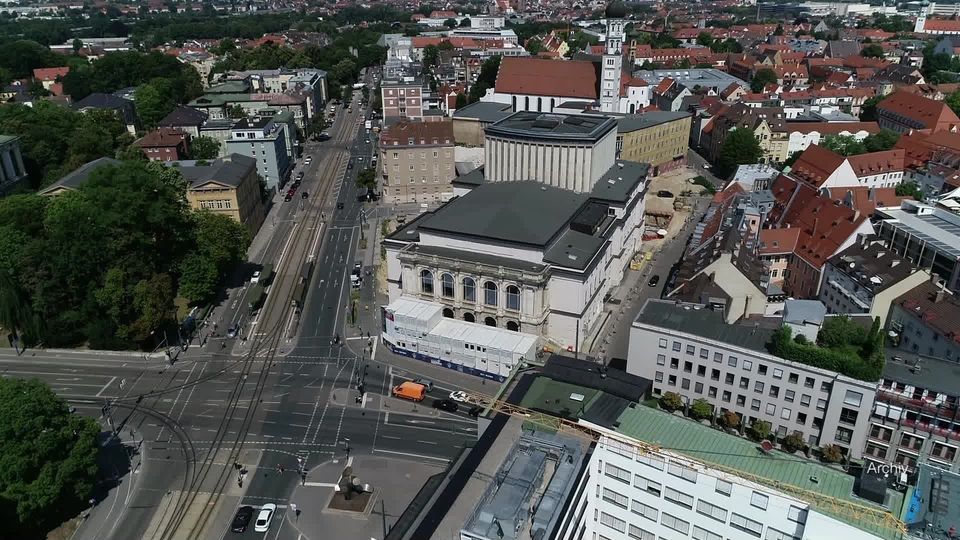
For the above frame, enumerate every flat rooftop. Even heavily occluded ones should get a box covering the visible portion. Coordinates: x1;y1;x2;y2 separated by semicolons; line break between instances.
633;68;748;89
615;404;904;540
876;202;960;260
485;111;617;142
634;299;779;353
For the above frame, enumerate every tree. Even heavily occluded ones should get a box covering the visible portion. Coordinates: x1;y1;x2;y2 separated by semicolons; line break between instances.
0;378;99;538
468;55;501;103
188;136;221;160
72;38;83;53
947;90;960;117
454;93;468;109
782;432;807;453
444;18;458;28
750;68;778;92
817;315;865;349
774;24;784;36
696;32;714;48
659;391;684;412
177;253;220;304
896;181;923;200
861;43;884;58
459;18;471;27
718;410;740;430
747;419;772;441
526;39;543;55
422;44;440;68
356;167;377;191
783;150;803;168
717;128;763;177
689;398;713;421
227;104;247;118
863;129;900;152
134;80;177;129
821;444;845;463
821;134;866;156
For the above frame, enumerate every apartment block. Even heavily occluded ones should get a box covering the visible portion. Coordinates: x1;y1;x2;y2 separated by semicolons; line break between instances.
628;299;878;458
378;120;455;204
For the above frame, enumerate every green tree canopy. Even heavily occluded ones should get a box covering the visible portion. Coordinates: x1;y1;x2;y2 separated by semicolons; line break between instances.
188;136;221;160
468;55;502;103
821;134;866;156
896;181;923;200
861;43;885;58
0;378;99;538
750;68;778;92
356;167;377;190
717;128;763;177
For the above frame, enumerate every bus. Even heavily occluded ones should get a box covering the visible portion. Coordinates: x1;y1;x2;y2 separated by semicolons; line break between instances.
248;284;266;313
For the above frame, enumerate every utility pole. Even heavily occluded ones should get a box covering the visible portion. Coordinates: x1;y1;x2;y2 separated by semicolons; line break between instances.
381;499;388;538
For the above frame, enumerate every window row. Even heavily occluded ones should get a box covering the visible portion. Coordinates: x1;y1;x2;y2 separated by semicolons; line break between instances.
418;271;521;310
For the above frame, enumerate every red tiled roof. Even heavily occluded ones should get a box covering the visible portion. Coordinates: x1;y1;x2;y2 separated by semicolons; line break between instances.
789;145;846;187
846;149;905;178
380;120;454;147
654;77;675;95
33;67;69;81
430;10;457;18
878;90;960;130
922;19;960;32
494;57;598;99
758;227;801;255
894;281;960;340
824;186;908;216
134;127;188;148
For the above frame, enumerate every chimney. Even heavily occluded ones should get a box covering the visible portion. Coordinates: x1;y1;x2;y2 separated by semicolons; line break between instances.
931;272;941;285
935;287;947;304
812;217;819;236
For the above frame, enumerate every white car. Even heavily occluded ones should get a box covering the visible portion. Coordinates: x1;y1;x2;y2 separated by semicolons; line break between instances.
254;503;276;533
250;271;261;284
304;156;312;164
449;391;469;403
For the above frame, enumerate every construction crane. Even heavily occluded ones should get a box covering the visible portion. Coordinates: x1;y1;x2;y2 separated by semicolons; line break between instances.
464;391;907;537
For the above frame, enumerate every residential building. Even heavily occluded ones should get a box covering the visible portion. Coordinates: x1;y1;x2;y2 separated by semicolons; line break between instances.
819;236;930;325
188;92;310;129
615;111;691;176
378;120;456;204
788;145;905;190
74;93;139;135
450;101;513;146
768;175;874;298
876;90;960;134
198;119;236;158
38;157;121;196
178;154;266;236
873;200;960;292
634;68;749;96
651;78;692;112
381;77;424;122
888;277;960;362
483;112;618;193
225;116;292;191
784;122;880;155
560;404;901;540
702;104;790;165
383;158;649;352
0;135;28;196
628;298;879;457
157;105;209;138
134;128;191;161
32;66;69;96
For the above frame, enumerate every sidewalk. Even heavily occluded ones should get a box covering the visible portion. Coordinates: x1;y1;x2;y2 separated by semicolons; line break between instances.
283;455;445;540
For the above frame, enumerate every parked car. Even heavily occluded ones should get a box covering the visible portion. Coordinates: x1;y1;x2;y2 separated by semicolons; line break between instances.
648;275;661;287
412;378;434;392
226;324;239;338
336;202;344;209
468;405;484;417
657;190;674;198
250;271;261;284
254;503;276;533
301;191;308;199
433;399;459;412
449;391;469;402
230;506;254;533
284;193;292;202
347;162;353;170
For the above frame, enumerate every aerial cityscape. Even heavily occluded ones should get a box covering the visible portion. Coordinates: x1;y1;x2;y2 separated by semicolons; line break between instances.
3;0;960;539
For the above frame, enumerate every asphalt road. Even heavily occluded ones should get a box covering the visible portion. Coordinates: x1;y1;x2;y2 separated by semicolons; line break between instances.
1;70;480;540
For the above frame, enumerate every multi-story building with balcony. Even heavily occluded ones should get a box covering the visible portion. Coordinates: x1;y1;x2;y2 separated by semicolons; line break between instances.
627;299;879;459
873;200;960;293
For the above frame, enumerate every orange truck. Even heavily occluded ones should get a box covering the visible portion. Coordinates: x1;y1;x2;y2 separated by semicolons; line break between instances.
392;381;426;402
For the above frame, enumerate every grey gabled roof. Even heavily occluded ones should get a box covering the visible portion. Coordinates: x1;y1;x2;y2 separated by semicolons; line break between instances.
175;154;256;189
417;181;588;247
39;157;121;195
74;93;137;125
158;105;209;128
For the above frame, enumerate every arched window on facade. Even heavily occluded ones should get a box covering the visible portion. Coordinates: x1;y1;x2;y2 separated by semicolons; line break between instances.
442;308;454;318
464;312;475;323
483;281;498;306
463;277;476;302
506;285;521;311
506;321;519;331
420;269;433;294
484;316;497;327
441;273;455;298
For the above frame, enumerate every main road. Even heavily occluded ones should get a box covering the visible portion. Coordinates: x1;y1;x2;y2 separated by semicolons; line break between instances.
0;71;481;540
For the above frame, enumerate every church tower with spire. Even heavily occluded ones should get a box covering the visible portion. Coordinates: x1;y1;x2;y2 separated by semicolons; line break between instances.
599;0;627;113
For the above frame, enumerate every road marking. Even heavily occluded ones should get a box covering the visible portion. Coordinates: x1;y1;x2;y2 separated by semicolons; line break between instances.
372;448;449;462
417;440;438;445
95;376;117;397
303;482;338;487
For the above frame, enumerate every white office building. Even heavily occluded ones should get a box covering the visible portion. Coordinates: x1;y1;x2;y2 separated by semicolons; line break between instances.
556;407;897;540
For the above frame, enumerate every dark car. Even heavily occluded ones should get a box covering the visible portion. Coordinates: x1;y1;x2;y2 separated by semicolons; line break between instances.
296;171;304;179
347;162;354;170
648;275;661;287
284;194;292;202
301;191;308;199
433;399;459;412
657;190;674;198
468;405;484;417
336;201;344;209
231;506;254;533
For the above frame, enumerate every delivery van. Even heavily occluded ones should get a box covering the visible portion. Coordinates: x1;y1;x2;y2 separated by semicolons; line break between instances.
392;381;426;402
